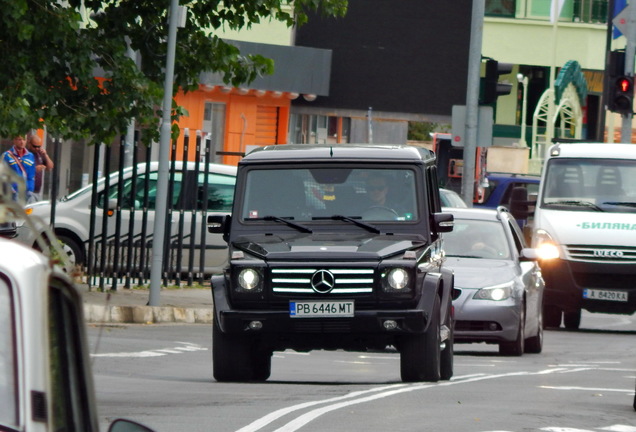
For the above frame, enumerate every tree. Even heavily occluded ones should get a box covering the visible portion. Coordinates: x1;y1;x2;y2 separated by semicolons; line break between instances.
0;0;347;144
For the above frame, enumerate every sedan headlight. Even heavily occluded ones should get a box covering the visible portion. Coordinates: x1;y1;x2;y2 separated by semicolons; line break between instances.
533;229;560;260
237;268;263;292
473;282;513;301
382;267;410;292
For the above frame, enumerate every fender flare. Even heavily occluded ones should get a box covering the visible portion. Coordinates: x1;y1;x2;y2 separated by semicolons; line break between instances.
210;274;231;330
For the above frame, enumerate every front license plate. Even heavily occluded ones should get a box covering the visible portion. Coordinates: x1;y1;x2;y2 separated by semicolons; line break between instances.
583;289;628;302
289;300;354;318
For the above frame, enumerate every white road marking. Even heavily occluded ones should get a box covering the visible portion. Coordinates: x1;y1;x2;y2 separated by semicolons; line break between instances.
91;342;207;358
539;385;634;393
237;366;626;432
598;426;636;432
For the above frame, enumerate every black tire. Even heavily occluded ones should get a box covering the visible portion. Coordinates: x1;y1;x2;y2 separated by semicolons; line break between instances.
252;349;272;382
212;318;254;382
543;305;562;329
400;296;441;382
56;234;85;267
524;308;543;354
440;321;454;381
564;309;581;330
499;304;525;356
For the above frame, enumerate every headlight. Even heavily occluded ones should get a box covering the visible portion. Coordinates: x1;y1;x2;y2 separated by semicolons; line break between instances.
384;268;409;291
238;268;262;291
473;282;513;301
533;229;560;260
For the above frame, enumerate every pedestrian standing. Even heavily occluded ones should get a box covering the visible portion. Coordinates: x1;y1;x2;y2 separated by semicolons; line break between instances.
26;134;54;200
2;134;37;203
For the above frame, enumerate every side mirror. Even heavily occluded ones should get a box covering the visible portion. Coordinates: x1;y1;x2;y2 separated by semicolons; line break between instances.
208;214;231;243
509;187;535;221
519;247;539;261
433;212;454;233
0;221;17;239
108;418;155;432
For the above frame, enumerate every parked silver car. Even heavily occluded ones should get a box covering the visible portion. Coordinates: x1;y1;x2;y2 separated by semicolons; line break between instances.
443;207;545;356
440;187;467;208
14;161;237;276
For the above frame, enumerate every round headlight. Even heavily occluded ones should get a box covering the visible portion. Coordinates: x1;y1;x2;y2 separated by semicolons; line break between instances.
387;268;409;290
238;268;260;290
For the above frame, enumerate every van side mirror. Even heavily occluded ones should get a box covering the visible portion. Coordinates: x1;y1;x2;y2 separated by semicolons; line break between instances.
509;187;535;221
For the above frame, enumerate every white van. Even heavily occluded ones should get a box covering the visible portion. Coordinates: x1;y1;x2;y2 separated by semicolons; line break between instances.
529;143;636;329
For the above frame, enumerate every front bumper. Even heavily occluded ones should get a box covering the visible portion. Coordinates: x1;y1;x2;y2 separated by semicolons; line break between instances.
217;308;429;351
453;288;521;344
540;258;636;314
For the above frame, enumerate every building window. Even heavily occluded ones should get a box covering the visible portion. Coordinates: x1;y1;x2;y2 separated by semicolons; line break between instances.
203;102;226;164
486;0;516;17
289;114;351;144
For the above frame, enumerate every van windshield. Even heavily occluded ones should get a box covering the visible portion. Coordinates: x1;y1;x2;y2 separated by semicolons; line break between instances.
542;158;636;213
241;167;419;222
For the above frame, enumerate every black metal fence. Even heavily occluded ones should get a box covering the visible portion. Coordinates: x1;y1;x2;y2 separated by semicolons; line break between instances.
47;130;228;291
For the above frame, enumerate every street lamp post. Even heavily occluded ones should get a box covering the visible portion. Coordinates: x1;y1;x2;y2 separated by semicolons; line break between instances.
516;73;528;148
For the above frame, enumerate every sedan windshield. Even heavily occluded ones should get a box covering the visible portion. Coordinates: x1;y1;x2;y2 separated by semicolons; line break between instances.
443;219;510;259
241;167;419;223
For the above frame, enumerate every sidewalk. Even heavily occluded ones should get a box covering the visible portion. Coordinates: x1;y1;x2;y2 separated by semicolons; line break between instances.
79;284;213;324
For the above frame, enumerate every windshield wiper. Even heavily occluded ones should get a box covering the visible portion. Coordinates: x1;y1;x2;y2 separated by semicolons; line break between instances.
602;201;636;207
545;200;604;212
329;215;381;234
262;215;313;233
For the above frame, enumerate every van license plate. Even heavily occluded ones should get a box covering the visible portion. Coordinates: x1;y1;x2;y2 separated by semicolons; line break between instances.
290;301;354;318
583;289;628;302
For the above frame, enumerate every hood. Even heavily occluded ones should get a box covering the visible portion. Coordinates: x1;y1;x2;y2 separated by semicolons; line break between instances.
444;257;516;289
537;209;636;246
232;232;427;261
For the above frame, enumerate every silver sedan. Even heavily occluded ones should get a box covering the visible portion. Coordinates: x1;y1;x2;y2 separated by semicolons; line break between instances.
442;207;545;356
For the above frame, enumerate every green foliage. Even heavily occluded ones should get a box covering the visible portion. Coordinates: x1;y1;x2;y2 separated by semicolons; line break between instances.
408;122;436;141
0;0;347;145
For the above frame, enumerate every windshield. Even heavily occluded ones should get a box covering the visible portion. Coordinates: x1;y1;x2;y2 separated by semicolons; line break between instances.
541;158;636;213
241;167;419;222
443;219;510;259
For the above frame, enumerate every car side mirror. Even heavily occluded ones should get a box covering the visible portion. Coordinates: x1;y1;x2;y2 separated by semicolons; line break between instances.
520;247;539;261
434;212;454;233
108;418;155;432
208;214;231;243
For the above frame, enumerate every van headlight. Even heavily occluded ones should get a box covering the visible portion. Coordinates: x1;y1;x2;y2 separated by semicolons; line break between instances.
473;282;513;301
533;229;560;260
237;268;263;292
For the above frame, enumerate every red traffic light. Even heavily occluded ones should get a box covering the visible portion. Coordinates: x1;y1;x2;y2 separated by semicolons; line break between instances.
617;77;632;93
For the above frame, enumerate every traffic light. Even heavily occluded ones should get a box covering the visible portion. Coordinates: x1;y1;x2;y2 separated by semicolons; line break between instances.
481;59;513;105
608;75;634;115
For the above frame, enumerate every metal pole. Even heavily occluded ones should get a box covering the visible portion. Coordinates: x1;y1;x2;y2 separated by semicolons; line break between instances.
621;1;636;143
149;0;180;306
462;0;484;208
517;74;528;147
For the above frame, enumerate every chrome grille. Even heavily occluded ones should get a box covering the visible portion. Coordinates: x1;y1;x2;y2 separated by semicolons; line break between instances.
565;245;636;263
271;268;374;294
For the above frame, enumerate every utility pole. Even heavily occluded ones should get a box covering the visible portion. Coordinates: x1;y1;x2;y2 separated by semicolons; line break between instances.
149;1;184;305
462;0;484;207
620;2;636;143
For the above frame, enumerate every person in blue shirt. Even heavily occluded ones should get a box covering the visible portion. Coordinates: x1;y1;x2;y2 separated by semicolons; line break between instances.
2;134;37;202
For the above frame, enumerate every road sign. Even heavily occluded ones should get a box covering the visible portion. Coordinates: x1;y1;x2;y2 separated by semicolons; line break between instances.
613;2;636;42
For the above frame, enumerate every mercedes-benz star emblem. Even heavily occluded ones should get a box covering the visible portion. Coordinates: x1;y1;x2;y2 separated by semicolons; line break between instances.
311;270;335;293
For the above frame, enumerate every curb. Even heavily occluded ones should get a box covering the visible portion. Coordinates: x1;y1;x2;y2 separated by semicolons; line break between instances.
84;304;213;324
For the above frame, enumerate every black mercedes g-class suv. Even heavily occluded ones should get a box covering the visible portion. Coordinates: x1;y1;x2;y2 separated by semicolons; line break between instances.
208;144;455;383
